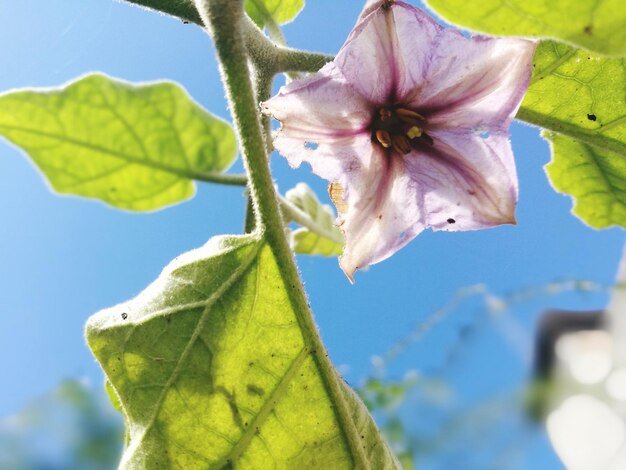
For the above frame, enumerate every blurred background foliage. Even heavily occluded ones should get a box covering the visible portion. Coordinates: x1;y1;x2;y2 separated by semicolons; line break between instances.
1;279;611;469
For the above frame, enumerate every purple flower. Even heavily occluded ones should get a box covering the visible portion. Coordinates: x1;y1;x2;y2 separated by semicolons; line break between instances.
263;0;535;281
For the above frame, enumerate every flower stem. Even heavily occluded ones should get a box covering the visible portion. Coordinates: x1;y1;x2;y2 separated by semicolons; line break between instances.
195;1;369;467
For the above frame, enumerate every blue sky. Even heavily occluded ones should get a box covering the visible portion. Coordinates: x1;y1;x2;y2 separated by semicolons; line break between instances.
0;1;624;467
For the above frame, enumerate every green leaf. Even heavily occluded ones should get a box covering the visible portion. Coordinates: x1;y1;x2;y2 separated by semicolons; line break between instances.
516;41;626;228
544;132;626;227
284;183;344;257
86;234;398;468
245;0;305;28
425;0;626;56
0;74;238;211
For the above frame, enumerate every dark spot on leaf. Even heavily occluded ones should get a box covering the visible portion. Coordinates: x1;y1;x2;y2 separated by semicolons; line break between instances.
447;218;456;224
587;113;597;121
121;312;128;320
247;384;265;397
583;24;593;35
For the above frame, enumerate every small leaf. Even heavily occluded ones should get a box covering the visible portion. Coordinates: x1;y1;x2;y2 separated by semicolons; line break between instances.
517;41;626;228
0;74;237;211
285;183;344;256
86;234;398;468
245;0;305;28
544;132;626;228
425;0;626;56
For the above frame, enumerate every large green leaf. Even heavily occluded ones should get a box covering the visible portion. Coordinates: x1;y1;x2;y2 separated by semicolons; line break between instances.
86;234;398;468
245;0;305;28
284;183;344;257
517;41;626;228
425;0;626;56
0;74;237;211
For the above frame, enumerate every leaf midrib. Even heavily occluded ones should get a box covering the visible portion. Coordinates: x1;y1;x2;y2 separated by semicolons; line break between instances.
0;123;230;183
516;107;626;158
121;239;263;465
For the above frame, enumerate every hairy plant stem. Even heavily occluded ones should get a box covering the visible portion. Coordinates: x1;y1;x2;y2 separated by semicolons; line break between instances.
195;0;368;467
191;171;248;185
124;0;332;73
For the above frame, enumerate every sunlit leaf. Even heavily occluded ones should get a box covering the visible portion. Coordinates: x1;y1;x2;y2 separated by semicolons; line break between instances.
0;74;237;211
285;183;344;257
544;133;626;228
245;0;305;28
86;234;398;468
517;41;626;228
425;0;626;56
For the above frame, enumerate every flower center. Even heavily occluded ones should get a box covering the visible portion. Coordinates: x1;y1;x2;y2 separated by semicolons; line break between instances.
371;106;428;155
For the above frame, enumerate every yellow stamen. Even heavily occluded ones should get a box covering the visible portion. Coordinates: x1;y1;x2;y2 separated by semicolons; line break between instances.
406;126;422;139
391;134;411;154
375;129;392;148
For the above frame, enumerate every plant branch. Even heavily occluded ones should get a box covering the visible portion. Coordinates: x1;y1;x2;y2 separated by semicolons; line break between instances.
123;0;203;25
240;15;333;74
195;1;368;467
280;197;344;245
190;171;248;185
123;1;332;74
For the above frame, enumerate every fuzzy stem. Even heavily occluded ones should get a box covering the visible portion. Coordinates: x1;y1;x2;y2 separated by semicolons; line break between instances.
124;1;332;74
195;1;368;467
191;171;248;185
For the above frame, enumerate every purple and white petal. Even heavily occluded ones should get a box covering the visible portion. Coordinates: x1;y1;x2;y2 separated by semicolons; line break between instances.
334;2;438;105
334;140;424;281
411;33;535;132
404;130;518;231
262;63;371;167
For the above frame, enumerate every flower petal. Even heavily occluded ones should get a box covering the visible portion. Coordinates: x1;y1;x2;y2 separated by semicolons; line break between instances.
331;138;424;281
422;36;534;131
392;6;535;131
262;62;371;167
334;2;439;104
404;130;518;231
